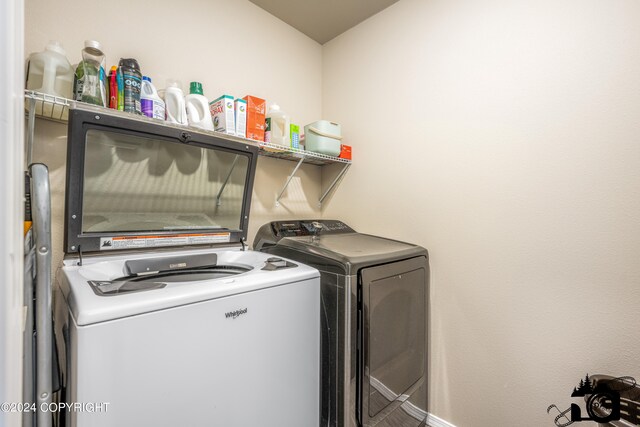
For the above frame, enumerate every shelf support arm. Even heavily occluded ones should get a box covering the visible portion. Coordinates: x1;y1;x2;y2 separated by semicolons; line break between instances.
319;163;351;207
275;157;305;207
26;96;36;165
216;155;240;206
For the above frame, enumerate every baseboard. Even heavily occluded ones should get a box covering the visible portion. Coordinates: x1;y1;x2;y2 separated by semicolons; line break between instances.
427;412;456;427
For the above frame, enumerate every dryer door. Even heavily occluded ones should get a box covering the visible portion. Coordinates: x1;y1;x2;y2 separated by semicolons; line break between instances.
359;256;428;426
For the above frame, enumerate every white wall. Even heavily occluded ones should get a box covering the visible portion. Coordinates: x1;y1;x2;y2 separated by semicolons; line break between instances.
1;0;24;425
25;0;324;269
322;0;640;425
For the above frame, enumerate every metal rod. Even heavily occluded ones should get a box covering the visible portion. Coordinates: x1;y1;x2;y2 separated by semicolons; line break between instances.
30;164;52;427
276;157;305;205
22;229;35;427
27;96;36;166
216;155;240;206
319;163;351;205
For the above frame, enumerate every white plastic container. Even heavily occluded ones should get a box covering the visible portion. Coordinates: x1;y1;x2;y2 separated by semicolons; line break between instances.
163;80;188;125
26;41;74;98
140;77;165;120
185;81;214;130
265;104;290;146
304;120;342;157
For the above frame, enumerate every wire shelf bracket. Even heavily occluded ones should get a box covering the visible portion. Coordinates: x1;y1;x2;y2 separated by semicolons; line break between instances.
319;163;351;207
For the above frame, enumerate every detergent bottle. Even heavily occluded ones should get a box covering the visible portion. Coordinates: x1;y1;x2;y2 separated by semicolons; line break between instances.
163;80;188;125
118;58;142;114
185;81;214;130
26;41;74;98
140;76;165;120
73;40;107;107
107;66;118;109
265;103;290;146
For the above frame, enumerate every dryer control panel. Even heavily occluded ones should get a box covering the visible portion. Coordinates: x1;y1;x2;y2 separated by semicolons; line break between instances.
272;220;354;238
253;220;355;250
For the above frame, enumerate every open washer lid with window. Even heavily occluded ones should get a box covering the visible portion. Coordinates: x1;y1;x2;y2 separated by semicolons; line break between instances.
64;106;258;255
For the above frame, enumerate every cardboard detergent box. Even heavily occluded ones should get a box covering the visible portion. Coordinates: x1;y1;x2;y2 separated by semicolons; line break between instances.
209;95;236;135
234;98;247;138
339;144;352;160
242;95;266;141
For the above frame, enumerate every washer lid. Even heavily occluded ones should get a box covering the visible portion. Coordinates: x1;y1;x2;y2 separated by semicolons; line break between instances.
64;106;258;254
58;248;319;325
278;233;428;272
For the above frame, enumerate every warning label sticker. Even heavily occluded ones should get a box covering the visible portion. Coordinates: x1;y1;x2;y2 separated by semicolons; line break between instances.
99;233;231;250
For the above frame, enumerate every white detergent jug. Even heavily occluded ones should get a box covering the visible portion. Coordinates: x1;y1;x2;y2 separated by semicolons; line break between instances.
163;80;188;125
266;103;290;146
140;76;165;120
185;81;214;130
26;41;74;98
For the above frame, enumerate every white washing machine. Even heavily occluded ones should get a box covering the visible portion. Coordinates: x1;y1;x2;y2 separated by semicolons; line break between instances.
53;107;320;427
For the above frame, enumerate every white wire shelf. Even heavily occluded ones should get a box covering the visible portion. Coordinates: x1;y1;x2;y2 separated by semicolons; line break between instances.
258;141;350;166
24;90;351;166
24;90;351;207
24;90;72;122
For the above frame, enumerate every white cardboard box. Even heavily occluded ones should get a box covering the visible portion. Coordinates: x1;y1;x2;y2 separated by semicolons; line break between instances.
209;95;236;135
234;98;247;138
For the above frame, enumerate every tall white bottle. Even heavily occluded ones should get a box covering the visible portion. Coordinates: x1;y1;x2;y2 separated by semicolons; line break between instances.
266;103;290;146
163;80;188;125
185;81;214;130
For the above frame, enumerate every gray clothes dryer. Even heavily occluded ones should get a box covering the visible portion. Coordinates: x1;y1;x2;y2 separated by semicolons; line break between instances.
254;220;429;427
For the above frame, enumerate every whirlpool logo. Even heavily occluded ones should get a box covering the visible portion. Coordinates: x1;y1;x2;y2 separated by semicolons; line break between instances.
225;308;248;319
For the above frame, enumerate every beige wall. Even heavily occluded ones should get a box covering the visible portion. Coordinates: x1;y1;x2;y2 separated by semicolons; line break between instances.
25;0;324;268
26;0;640;425
322;0;640;425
